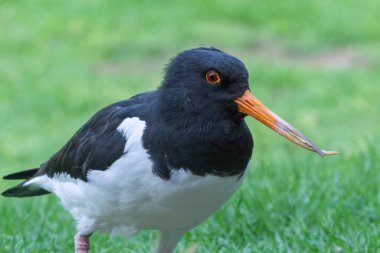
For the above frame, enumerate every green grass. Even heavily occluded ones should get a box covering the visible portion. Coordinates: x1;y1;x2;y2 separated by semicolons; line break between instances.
1;0;380;252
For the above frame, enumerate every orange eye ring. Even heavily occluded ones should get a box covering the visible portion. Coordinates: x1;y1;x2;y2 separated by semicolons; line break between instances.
205;70;221;84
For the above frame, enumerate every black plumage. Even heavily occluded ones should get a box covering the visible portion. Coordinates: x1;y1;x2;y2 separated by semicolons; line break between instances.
45;46;253;180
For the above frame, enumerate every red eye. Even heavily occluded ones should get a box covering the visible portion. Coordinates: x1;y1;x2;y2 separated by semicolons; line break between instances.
205;70;221;84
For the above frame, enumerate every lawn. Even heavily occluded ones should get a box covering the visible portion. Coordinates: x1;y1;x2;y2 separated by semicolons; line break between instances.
1;0;380;252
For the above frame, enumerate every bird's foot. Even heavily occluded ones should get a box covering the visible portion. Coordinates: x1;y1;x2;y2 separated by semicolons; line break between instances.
75;234;90;253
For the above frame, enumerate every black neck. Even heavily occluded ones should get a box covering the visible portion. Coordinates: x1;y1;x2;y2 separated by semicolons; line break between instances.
142;96;253;179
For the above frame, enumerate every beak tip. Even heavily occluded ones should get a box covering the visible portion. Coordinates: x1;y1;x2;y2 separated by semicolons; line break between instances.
320;150;339;157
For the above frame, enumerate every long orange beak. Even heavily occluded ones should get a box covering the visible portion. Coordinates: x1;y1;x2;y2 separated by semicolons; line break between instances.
235;90;338;157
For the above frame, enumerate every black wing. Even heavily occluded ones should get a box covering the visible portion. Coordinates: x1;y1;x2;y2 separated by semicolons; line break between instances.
2;91;155;197
37;91;154;181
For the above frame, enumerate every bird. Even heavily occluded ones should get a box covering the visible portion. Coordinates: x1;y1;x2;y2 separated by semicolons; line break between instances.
2;47;337;253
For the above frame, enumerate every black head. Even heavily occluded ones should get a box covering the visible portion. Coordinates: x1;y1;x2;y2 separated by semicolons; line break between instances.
156;47;337;157
159;47;250;122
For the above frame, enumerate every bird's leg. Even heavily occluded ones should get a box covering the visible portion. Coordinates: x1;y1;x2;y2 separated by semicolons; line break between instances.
155;230;185;253
75;233;91;253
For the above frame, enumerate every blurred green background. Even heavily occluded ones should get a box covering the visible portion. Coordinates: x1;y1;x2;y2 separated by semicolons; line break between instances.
1;0;380;252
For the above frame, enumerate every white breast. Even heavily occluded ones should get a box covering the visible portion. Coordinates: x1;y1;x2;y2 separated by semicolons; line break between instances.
30;117;249;236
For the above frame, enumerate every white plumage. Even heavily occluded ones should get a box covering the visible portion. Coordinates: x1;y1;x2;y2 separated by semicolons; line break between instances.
26;117;249;252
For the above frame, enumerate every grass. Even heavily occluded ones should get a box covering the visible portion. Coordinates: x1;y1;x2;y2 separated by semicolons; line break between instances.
1;0;380;252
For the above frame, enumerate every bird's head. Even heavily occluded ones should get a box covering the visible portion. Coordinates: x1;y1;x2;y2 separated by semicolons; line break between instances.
160;47;249;120
159;47;337;157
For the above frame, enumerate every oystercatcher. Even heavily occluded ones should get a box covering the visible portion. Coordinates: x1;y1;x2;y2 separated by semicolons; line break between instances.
2;47;337;253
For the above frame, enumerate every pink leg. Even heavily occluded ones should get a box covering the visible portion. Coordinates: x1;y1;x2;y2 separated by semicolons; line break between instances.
75;234;90;253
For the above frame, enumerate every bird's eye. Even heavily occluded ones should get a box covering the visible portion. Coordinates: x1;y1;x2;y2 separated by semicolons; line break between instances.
205;70;221;84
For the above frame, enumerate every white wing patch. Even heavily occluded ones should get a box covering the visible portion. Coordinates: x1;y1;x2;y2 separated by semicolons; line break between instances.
117;117;147;153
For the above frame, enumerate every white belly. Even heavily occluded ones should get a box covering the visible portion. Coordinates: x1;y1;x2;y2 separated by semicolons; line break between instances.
36;165;247;236
112;169;247;231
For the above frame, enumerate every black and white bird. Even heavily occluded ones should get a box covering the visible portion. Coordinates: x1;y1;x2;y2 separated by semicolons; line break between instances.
2;47;337;253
